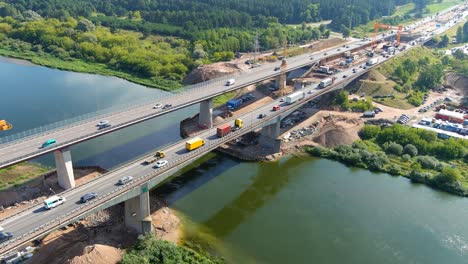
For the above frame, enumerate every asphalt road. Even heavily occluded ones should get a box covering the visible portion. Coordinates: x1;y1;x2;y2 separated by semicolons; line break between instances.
0;26;400;169
0;4;465;254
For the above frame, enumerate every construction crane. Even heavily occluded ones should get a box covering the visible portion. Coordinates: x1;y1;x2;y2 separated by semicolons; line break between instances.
278;40;288;96
372;21;403;47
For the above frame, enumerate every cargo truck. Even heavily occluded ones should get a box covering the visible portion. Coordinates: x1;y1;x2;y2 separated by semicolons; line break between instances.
286;91;305;104
366;57;380;66
217;124;232;137
317;66;333;75
319;77;335;88
0;120;12;131
227;99;242;110
185;137;205;151
234;118;243;129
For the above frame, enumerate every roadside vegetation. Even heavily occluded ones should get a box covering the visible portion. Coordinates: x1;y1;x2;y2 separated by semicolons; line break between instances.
121;234;223;264
307;124;468;196
0;162;49;190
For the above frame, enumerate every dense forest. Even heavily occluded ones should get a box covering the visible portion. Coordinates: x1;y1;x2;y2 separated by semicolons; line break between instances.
0;0;439;88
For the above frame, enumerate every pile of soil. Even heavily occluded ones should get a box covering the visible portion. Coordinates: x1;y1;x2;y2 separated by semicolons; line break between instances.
69;245;122;264
313;115;363;148
182;62;243;85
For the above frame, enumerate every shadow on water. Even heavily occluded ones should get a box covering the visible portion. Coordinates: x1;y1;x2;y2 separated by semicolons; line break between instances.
200;156;308;238
154;153;240;204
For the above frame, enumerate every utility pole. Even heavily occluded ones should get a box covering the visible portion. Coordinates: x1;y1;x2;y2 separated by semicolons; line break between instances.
279;39;288;96
253;31;259;63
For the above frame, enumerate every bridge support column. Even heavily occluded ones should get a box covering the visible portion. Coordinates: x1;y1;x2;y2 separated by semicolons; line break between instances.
125;190;153;234
275;76;286;90
259;117;281;153
54;149;75;190
199;99;213;128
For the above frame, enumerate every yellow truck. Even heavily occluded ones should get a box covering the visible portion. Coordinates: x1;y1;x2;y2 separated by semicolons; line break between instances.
185;137;205;151
235;118;243;129
0;120;12;131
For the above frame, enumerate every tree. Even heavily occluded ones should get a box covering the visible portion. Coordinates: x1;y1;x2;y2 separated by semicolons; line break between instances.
456;26;463;44
77;18;95;32
404;144;418;157
453;49;465;60
417;63;444;90
438;34;449;48
385;142;403;156
359;125;381;140
436;167;462;184
341;24;351;39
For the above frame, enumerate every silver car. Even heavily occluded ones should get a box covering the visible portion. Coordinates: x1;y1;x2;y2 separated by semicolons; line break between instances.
118;176;133;185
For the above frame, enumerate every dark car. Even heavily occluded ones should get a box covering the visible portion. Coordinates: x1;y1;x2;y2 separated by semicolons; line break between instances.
258;113;267;119
274;67;280;71
0;231;13;243
162;104;172;110
80;193;98;203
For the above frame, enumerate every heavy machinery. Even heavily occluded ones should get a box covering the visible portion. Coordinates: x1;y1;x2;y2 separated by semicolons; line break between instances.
372;22;403;47
0;120;12;131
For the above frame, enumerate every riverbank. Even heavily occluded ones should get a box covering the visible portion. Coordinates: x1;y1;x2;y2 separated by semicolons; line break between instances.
0;47;181;91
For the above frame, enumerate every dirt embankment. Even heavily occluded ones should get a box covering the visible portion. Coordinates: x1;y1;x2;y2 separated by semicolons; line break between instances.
29;194;182;264
183;62;245;85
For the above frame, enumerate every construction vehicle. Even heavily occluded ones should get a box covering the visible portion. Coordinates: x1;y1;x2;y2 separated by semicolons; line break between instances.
185;137;205;151
235;118;243;129
0;120;12;131
319;77;336;88
372;22;402;47
217;124;232;137
286;91;305;104
143;151;165;165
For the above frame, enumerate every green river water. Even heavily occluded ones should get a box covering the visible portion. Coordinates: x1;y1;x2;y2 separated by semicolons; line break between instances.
163;154;468;264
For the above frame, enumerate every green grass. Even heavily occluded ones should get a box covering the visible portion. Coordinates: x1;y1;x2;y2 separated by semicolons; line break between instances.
425;0;464;14
212;92;235;107
0;162;49;190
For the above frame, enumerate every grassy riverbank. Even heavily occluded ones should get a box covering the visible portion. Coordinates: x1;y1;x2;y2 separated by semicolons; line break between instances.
0;42;181;91
0;162;49;190
306;124;468;197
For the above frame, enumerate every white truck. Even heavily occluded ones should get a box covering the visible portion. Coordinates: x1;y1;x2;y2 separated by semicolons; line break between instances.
366;57;380;66
286;91;305;104
319;77;334;88
317;66;333;75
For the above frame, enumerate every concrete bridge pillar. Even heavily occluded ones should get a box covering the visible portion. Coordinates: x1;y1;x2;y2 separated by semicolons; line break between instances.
125;189;153;234
54;149;75;189
199;99;213;128
259;117;281;153
275;76;286;90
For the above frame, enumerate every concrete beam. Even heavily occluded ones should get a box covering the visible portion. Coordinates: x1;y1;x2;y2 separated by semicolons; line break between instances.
54;149;75;189
199;99;213;128
124;188;153;234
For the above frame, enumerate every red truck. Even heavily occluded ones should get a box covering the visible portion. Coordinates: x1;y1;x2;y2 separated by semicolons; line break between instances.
217;124;232;137
272;105;281;111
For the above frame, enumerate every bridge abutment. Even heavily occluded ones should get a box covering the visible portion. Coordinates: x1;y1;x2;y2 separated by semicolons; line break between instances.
199;99;213;128
124;189;153;234
275;76;286;90
54;149;75;190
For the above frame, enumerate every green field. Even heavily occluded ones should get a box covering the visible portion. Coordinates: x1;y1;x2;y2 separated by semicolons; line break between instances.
425;0;464;14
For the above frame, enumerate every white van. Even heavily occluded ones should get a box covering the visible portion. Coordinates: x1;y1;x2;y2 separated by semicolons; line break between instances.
43;195;66;209
226;79;235;86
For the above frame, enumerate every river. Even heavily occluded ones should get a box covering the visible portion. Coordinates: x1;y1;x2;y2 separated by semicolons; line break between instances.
1;58;467;263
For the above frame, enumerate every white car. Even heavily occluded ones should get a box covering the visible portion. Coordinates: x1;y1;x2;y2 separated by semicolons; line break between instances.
97;120;110;128
153;103;163;109
154;160;168;168
0;226;3;232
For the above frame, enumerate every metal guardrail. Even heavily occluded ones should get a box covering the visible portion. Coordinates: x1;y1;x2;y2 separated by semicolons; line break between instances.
0;75;343;255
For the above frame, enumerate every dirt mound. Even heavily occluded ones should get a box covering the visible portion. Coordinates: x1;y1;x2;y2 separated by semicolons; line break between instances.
313;115;363;148
69;245;122;264
445;73;468;92
366;69;387;82
183;62;243;85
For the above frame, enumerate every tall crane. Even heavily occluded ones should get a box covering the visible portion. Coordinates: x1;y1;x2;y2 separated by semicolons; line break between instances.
372;21;403;46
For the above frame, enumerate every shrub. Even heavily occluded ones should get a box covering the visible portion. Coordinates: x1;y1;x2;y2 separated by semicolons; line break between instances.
359;125;381;140
385;142;403;156
416;155;439;170
387;164;402;176
401;154;411;162
435;167;463;184
404;144;418;157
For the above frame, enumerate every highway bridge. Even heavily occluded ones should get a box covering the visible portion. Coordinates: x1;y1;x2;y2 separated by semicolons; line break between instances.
0;4;465;256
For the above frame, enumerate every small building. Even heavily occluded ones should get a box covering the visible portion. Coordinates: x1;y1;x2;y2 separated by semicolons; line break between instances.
435;109;466;124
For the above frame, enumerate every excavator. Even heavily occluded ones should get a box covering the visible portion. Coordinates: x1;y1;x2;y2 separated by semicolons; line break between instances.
372;22;403;47
0;120;12;131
